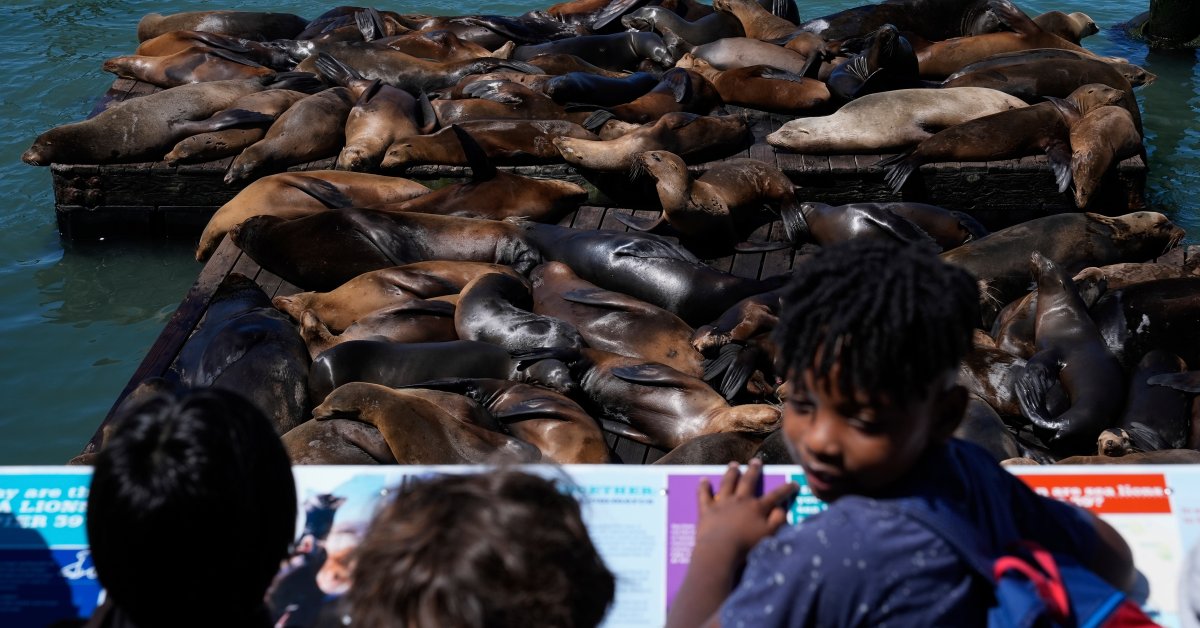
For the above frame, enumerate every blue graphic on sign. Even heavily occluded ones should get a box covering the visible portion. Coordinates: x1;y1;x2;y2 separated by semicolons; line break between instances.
788;473;828;524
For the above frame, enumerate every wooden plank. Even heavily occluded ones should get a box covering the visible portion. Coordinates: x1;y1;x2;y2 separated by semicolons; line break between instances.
614;436;650;466
643;447;667;464
572;205;605;230
760;221;795;279
600;206;634;232
800;154;831;175
828;154;858;174
748;142;775;165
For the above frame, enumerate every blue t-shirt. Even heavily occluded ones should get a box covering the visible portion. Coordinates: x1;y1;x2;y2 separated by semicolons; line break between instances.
720;439;1098;627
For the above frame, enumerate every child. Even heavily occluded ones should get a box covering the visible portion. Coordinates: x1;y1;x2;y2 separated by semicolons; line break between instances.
85;388;297;628
344;470;615;628
667;239;1136;627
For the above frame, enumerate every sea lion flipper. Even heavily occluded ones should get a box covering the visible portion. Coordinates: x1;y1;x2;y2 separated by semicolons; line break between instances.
417;91;438;134
1045;140;1072;194
1147;371;1200;393
733;240;791;253
561;288;650;312
988;0;1041;36
285;174;356;209
189;32;252;54
1012;357;1068;432
582;109;614;133
612;211;666;232
611;363;689;388
314;52;363;86
205;47;266;69
354;7;386;42
597;418;654;444
184;108;276;134
860;209;942;253
879;151;918;193
451;124;497;181
702;343;754;400
758;67;809;84
384;298;457;317
611;237;699;263
1126;422;1169;452
591;0;645;31
357;79;384;106
662;68;692;104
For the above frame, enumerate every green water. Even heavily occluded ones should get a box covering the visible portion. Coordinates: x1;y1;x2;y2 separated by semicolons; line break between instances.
0;0;1196;463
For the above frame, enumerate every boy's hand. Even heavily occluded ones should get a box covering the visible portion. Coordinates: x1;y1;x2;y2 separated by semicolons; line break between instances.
696;459;800;561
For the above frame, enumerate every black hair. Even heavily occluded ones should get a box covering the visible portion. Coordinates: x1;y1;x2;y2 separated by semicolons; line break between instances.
87;387;297;627
346;470;615;628
772;238;979;404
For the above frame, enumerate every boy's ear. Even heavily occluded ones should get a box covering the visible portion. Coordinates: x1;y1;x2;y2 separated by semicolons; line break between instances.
932;384;968;442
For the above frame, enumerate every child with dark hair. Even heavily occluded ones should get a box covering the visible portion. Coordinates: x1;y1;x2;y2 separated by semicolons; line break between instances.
85;388;297;628
668;239;1137;627
345;470;615;628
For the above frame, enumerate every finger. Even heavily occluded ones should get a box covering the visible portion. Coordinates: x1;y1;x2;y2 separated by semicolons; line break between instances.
698;477;715;510
735;457;763;498
766;505;789;533
759;481;799;512
716;461;740;499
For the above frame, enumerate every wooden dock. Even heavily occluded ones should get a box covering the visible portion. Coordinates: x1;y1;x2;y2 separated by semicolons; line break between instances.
52;78;1147;240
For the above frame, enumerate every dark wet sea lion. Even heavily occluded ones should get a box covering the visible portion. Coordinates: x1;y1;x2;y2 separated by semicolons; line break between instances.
164;88;310;167
946;50;1154;89
1032;11;1098;45
391;13;583;48
293;47;543;95
622;7;744;46
313;383;540;464
231;208;540;291
1013;252;1125;456
957;343;1027;418
225;87;356;184
766;87;1026;154
543;71;661;106
455;272;582;352
197;170;430;261
691;291;779;353
298;299;459;359
955;395;1021;462
102;47;273;88
799;0;993;41
942;211;1183;328
380;120;597;170
512;32;675;71
524;53;631;77
554;111;750;171
22;73;321;166
393;378;609;463
807;202;987;251
281;417;396;465
1070;106;1144;208
679;54;830;113
827;24;918;102
1090;277;1200;370
137;11;309;42
1057;450;1200;464
531;261;704;378
990;270;1107;359
168;273;309;434
783;200;941;251
588;68;722;124
1101;350;1192;456
273;262;522;332
522;222;784;326
881;83;1126;193
653;432;765;464
556;348;780;450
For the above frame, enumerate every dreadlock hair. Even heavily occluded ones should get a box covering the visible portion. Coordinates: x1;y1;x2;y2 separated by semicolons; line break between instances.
772;238;980;405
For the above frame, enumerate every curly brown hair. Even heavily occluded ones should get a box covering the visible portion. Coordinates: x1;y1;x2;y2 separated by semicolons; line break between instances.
346;470;615;628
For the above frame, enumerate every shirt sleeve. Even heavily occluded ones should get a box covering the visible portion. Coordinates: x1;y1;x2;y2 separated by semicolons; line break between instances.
1004;471;1099;559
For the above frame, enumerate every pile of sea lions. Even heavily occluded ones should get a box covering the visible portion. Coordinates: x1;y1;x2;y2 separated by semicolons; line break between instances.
34;2;1200;467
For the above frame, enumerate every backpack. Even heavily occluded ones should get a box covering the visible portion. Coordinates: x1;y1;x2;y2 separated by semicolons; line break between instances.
884;498;1160;628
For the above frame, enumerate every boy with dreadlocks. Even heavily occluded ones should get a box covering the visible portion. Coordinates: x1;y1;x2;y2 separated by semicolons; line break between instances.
667;239;1136;627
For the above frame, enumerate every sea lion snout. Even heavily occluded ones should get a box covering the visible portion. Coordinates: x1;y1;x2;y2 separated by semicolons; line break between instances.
21;146;49;166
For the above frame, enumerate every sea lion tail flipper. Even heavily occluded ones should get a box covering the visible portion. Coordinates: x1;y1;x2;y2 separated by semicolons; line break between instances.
662;68;692;104
1012;358;1068;432
1126;422;1170;452
612;211;666;232
262;71;325;94
313;53;363;87
596;418;654;445
286;175;356;209
177;108;276;135
509;347;580;370
354;7;386;42
987;0;1040;36
582;109;615;133
1045;141;1073;194
590;0;644;31
779;199;810;242
450;124;498;181
758;67;810;84
206;48;267;69
1147;371;1200;393
702;343;757;400
878;152;918;193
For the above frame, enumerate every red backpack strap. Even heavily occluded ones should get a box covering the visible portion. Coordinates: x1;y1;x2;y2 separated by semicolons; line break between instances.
993;541;1070;623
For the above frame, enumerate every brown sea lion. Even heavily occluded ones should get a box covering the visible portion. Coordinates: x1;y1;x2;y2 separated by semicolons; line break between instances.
712;0;800;40
380;29;499;62
430;80;592;126
530;261;704;378
273;262;522;332
281;417;396;465
1072;261;1200;292
293;48;543;95
512;32;675;72
671;36;818;76
379;119;598;169
1057;450;1200;464
455;272;583;352
297;299;459;359
197;171;430;261
1012;252;1125;456
164;89;310;167
653;432;765;464
523;53;631;77
22;73;322;166
134;30;290;67
586;68;722;124
1090;277;1200;370
881;83;1126;193
955;395;1021;462
766;87;1026;154
542;71;660;106
1070;106;1144;208
916;0;1109;78
942;211;1184;328
102;47;273;88
225;87;356;184
231;209;541;291
312;383;540;464
137;11;309;42
622;7;744;46
678;54;830;113
1099;350;1192;456
1032;11;1098;45
622;151;799;248
691;291;779;353
946;51;1155;89
553;111;750;171
393;378;609;464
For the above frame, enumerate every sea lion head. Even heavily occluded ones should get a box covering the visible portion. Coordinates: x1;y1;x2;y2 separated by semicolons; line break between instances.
1097;211;1186;259
632;149;686;183
1114;62;1156;88
380;141;416;170
1098;428;1133;456
1068;12;1099;39
1067;83;1126;116
519;358;579;396
336;146;375;172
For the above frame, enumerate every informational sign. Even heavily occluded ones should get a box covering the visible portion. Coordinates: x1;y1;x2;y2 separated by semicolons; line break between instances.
2;464;1197;627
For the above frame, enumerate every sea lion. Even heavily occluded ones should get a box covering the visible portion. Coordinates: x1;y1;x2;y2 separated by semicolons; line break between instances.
880;83;1126;193
942;212;1184;328
582;68;722;125
712;0;799;40
622;7;744;46
455;272;583;352
1072;261;1200;292
955;395;1021;462
1090;277;1200;370
544;348;781;450
445;71;557;98
670;36;818;76
1070;106;1144;208
273;261;523;332
530;261;705;378
312;383;540;464
102;47;273;88
677;53;830;113
337;78;431;171
523;53;631;77
783;200;942;251
167;273;310;435
826;24;919;101
958;343;1028;418
430;80;590;126
1057;450;1200;464
553;111;750;171
164;88;310;167
946;51;1155;89
916;0;1108;78
137;11;309;42
225;87;356;184
622;150;799;248
1032;11;1099;45
652;432;765;464
380;29;499;62
231;208;541;291
392;378;609;464
794;202;986;252
1012;252;1125;456
379;119;598;169
292;48;543;95
512;32;675;71
542;71;660;106
691;291;780;354
281;417;396;465
134;30;293;69
798;0;994;41
990;270;1107;359
521;222;784;326
308;340;575;404
297;299;459;359
766;87;1026;154
1099;350;1192;456
22;73;322;166
197;170;430;262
